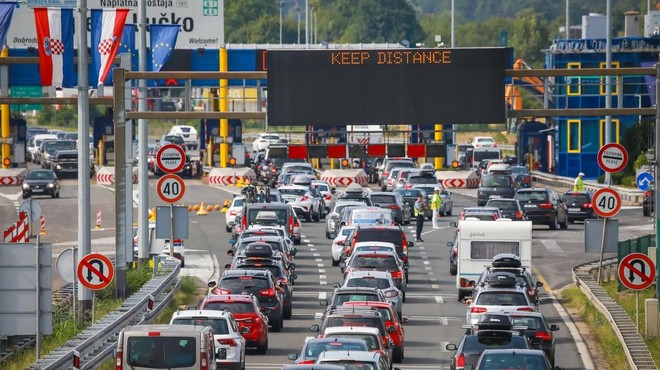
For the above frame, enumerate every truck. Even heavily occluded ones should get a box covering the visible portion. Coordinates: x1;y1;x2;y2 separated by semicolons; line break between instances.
453;219;532;301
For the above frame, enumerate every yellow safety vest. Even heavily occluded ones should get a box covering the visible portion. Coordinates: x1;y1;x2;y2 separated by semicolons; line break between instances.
414;201;425;217
574;177;584;191
431;193;442;210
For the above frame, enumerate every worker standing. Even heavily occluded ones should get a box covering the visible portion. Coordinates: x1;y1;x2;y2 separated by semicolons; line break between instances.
414;194;427;242
573;172;585;191
431;187;443;229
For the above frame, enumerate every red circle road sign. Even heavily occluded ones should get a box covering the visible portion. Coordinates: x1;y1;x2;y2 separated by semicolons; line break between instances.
77;253;114;290
592;188;622;218
618;253;656;290
156;144;186;174
157;174;186;203
597;143;628;173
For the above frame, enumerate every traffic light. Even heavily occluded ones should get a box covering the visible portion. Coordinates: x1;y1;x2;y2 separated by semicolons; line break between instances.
3;157;10;167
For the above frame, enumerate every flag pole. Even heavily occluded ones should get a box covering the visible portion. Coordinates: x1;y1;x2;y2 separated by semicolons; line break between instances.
137;0;149;266
76;0;93;323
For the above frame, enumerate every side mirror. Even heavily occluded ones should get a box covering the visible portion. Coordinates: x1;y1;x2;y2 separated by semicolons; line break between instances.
331;187;336;194
287;353;299;361
320;299;329;306
207;281;217;288
290;274;298;281
445;343;457;351
550;324;560;331
113;348;117;358
224;263;231;269
241;326;249;334
408;241;414;247
310;324;320;332
226;249;235;257
229;239;236;245
450;221;458;227
291;248;298;256
536;281;544;287
388;326;396;333
289;263;297;269
333;282;341;288
446;241;454;247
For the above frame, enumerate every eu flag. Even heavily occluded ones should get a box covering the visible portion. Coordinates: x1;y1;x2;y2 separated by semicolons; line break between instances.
119;23;136;55
150;24;180;72
0;2;15;48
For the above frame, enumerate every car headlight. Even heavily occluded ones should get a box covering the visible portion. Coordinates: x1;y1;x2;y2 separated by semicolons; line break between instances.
56;164;62;169
47;183;55;188
22;183;29;189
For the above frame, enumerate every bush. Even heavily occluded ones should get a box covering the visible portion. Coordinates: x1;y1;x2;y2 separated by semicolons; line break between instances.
96;262;152;300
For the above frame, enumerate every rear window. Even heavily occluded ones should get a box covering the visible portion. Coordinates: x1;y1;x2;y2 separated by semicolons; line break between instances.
202;301;254;313
305;341;368;358
463;334;528;351
515;191;549;202
370;195;396;204
386;162;415;171
218;277;269;296
355;229;402;247
171;317;229;334
239;264;283;279
127;336;196;368
346;277;391;289
326;334;380;351
480;174;512;187
352;255;398;269
486;200;517;210
326;317;381;329
333;294;379;306
247;208;288;225
279;188;307;196
476;291;528;306
179;127;192;133
563;194;590;203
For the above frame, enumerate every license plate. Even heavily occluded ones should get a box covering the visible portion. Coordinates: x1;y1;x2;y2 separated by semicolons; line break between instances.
569;208;581;212
489;195;501;199
524;204;536;208
32;189;44;193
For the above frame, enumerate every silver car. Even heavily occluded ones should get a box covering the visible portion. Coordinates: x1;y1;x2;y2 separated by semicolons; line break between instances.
313;180;337;214
342;269;404;318
465;284;537;325
279;185;322;222
325;201;367;239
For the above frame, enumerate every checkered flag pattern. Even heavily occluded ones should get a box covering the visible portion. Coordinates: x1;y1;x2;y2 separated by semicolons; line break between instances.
97;37;115;55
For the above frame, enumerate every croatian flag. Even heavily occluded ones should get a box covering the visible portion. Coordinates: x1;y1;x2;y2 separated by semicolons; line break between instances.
91;9;129;87
33;8;74;88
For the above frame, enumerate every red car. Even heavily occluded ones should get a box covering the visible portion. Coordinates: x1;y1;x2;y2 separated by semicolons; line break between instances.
343;301;406;363
200;293;269;354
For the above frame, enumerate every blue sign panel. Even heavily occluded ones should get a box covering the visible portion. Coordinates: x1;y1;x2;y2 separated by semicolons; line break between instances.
636;172;654;191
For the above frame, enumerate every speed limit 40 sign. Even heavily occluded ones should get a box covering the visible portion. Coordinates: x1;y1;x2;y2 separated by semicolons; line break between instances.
592;188;622;218
157;174;186;203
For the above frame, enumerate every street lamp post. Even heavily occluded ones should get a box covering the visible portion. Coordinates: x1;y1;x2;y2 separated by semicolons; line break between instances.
295;2;301;44
277;1;284;44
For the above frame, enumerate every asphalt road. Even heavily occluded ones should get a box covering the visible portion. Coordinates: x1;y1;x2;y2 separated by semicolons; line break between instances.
0;175;653;369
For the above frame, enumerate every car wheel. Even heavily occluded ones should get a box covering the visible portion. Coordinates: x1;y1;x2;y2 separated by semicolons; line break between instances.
450;264;457;276
306;212;312;222
393;346;404;363
226;225;232;233
294;238;301;245
458;290;467;302
643;207;649;217
332;258;339;266
560;215;568;229
402;291;406;303
447;207;452;216
549;214;559;230
313;210;320;222
51;192;56;199
270;317;282;332
180;259;185;268
256;338;268;354
284;304;292;319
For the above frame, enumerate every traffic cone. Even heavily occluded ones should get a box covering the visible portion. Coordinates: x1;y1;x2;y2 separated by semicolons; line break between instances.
214;204;221;211
148;208;156;221
95;209;102;229
221;200;230;213
188;205;193;212
236;177;244;188
39;215;46;235
197;202;208;216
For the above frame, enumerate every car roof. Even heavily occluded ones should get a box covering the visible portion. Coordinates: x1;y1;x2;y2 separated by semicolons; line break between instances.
279;185;310;190
203;294;255;303
222;269;271;278
323;326;381;336
344;270;392;279
353;241;397;248
343;301;392;309
171;309;232;319
316;349;381;362
335;287;381;293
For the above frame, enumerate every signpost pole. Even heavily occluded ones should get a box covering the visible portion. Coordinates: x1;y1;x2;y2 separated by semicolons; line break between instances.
597;177;611;284
35;235;40;361
91;290;95;324
636;291;640;333
114;68;127;300
656;62;660;311
72;247;76;329
170;203;174;257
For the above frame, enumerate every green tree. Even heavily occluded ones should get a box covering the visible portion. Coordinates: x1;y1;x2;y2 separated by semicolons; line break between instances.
509;9;550;67
225;0;279;43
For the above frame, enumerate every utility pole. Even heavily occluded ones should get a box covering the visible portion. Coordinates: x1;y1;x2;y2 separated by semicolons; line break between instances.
278;1;284;44
295;2;301;44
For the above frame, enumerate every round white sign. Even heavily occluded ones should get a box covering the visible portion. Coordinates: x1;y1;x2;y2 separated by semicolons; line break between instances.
156;144;186;174
592;188;622;218
157;174;186;203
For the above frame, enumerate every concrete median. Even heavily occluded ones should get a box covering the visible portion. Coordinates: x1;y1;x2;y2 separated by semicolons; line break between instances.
320;169;368;187
436;170;480;188
208;167;257;186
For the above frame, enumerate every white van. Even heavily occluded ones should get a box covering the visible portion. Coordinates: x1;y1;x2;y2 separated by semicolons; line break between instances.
452;219;532;301
115;324;216;370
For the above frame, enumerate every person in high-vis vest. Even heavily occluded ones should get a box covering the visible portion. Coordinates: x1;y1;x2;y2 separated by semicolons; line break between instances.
414;194;427;242
573;172;585;191
431;187;443;229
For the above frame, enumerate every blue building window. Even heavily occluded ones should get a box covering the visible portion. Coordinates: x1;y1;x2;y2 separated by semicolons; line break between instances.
599;119;620;146
568;120;581;153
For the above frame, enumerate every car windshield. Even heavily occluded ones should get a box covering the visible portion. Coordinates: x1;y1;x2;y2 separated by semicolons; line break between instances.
352;255;398;269
511;166;528;175
486;201;517;210
475;292;528;306
480;175;512;187
326;334;380;351
516;191;549;202
477;353;548;369
346;277;391;289
339;228;355;237
305;341;368;358
171;317;229;334
202;301;254;314
279;188;307;196
26;171;56;180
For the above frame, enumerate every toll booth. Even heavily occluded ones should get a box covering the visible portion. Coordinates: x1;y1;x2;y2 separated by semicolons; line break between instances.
516;120;548;172
93;115;136;166
9;117;27;167
199;119;242;167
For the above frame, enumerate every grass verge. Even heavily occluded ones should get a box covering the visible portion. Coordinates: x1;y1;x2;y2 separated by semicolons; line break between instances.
603;281;660;366
559;286;630;370
96;276;205;370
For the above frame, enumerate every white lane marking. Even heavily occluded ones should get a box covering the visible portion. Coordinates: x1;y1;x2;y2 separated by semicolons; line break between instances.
313;253;320;257
419;246;425;250
303;239;311;243
310;248;317;252
315;258;323;262
315;312;324;320
441;317;448;325
301;235;306;238
319;269;326;273
420;251;427;255
425;266;432;271
432;284;439;289
435;296;444;303
423;260;430;265
540;239;563;252
429;277;438;282
319;275;327;280
427;272;435;276
421;255;428;260
317;263;324;267
320;281;327;285
441;341;450;352
308;244;315;247
319;292;326;300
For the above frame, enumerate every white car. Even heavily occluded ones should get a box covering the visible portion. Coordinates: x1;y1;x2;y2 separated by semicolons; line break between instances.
252;133;282;152
225;196;245;232
332;225;356;266
343;269;404;318
167;125;198;149
170;309;246;369
279;185;322;222
326;201;367;239
470;136;497;148
313;180;336;214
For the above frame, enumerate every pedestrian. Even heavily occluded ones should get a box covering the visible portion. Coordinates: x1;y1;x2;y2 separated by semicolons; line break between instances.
573;172;585;191
431;187;443;229
414;194;427;242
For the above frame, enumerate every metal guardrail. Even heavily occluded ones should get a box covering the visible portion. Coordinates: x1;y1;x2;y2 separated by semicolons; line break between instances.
572;258;658;370
28;256;181;370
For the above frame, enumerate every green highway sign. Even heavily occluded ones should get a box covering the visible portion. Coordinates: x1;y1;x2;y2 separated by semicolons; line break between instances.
10;86;43;111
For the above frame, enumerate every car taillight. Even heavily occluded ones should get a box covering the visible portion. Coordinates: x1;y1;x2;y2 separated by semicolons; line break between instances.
405;184;413;189
259;288;276;297
452;247;457;256
229;209;236;216
524;177;532;183
456;353;465;368
115;351;123;370
301;195;309;201
539;203;553;209
528;289;536;296
242;216;247;229
517;307;535;312
459;212;465;219
278;277;288;285
493;213;498;220
217;338;238;346
294;220;300;227
644;191;651;197
389;205;400;210
535;331;553;341
387;179;393;186
200;351;208;370
272;168;277;174
298;359;315;364
383;171;389;176
215;288;231;294
460;278;474;288
344;247;351;256
391;271;403;279
383;290;399;298
325;194;332;200
470;306;487;313
583;203;592;208
289;216;294;233
257;165;261;170
515;211;523;219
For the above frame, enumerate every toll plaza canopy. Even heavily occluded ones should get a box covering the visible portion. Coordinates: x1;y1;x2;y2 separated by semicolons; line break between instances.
266;47;512;126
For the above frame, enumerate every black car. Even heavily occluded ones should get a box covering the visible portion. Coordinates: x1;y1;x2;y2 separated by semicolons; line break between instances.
447;241;458;276
562;191;594;222
446;314;530;370
368;192;411;225
509;312;560;366
394;188;432;219
215;269;285;332
510;165;533;188
368;157;384;183
234;259;295;320
514;188;568;230
22;169;61;198
643;186;654;217
476;173;516;206
485;199;526;221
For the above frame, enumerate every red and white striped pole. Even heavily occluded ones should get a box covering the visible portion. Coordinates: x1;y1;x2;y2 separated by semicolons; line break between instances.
95;209;102;229
39;215;46;235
